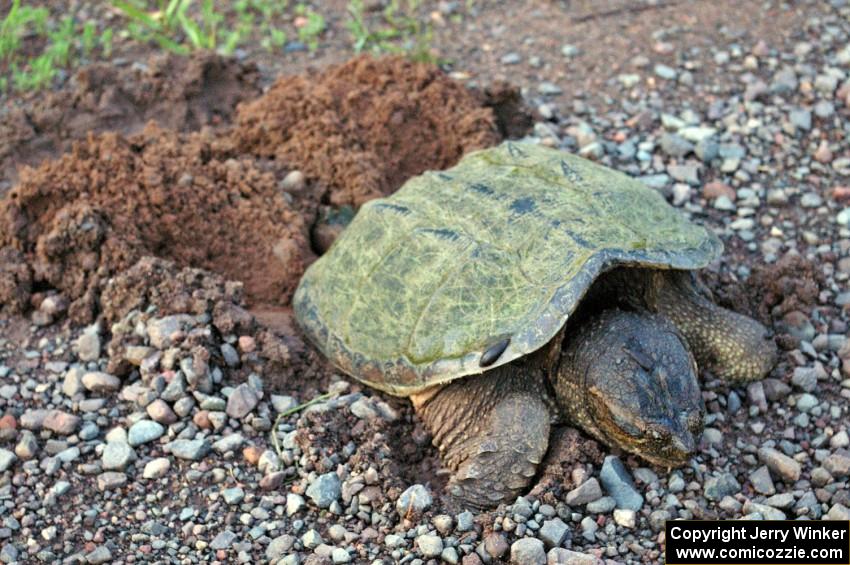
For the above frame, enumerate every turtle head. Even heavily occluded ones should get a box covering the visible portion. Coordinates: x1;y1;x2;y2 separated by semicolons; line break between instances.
561;310;705;467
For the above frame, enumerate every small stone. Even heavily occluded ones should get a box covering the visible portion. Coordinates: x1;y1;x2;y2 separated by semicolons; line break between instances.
749;466;775;495
212;433;244;454
210;530;237;550
0;450;15;472
82;371;120;393
97;471;128;491
146;399;177;424
613;508;636;528
565;478;602;505
167;439;210;460
456;510;474;532
143;457;171;479
538;518;568;548
397;484;433;515
417;534;443;558
222;487;245;505
331;548;351;563
146;316;187;349
561;44;580;58
789;108;812;131
824;451;850;477
306;472;341;508
266;535;295;561
226;383;259;419
600;456;644;510
485;533;509;558
547;548;600;565
704;472;740;501
759;447;801;482
75;328;101;362
128;420;165;446
271;395;298;414
281;170;306;193
43;411;80;435
287;493;305;516
14;432;38;459
510;537;546;565
102;441;135;471
62;367;85;397
586;496;616;514
538;82;563;96
86;546;112;564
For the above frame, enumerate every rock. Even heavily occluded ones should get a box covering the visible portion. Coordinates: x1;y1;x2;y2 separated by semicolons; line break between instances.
758;447;801;482
613;508;636;528
222;487;245;505
417;534;443;557
266;534;296;561
547;548;601;564
654;64;677;80
75;327;101;361
15;432;38;459
824;451;850;477
86;545;112;564
226;383;260;418
146;315;188;349
538;82;563;96
331;548;351;563
102;441;135;471
210;530;237;550
600;456;644;510
128;420;165;446
485;533;509;558
82;371;120;393
167;439;210;460
397;483;433;515
586;496;616;514
456;510;474;532
306;472;341;508
0;450;15;472
511;537;546;565
538;518;568;548
703;181;735;200
287;493;305;516
828;504;850;520
659;134;694;157
704;472;741;501
789;108;812;131
271;395;298;414
212;433;244;453
62;367;85;397
43;410;80;435
565;478;602;505
97;471;128;491
749;466;776;495
143;457;171;479
0;543;18;563
146;399;177;424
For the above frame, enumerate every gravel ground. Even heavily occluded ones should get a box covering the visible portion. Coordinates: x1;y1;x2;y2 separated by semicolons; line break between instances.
1;1;850;564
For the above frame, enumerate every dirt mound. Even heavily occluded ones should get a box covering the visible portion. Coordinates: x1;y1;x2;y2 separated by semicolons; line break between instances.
0;55;509;326
230;55;501;207
0;124;308;323
0;52;260;191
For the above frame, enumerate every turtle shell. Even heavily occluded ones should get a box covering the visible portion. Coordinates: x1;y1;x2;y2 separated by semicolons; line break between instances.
294;141;722;395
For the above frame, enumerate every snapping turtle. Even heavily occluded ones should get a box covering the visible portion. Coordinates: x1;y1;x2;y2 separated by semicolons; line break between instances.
294;141;777;508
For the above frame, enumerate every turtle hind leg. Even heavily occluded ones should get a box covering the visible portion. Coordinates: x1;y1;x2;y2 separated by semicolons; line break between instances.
411;364;551;510
655;270;778;384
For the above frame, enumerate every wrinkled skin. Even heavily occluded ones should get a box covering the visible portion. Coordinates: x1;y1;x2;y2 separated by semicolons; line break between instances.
411;268;777;509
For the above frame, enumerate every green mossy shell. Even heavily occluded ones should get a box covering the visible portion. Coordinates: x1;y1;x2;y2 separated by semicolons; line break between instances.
294;141;722;395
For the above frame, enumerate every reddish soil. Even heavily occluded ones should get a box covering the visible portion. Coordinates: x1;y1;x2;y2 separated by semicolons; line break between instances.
230;56;502;207
0;52;260;191
0;55;508;327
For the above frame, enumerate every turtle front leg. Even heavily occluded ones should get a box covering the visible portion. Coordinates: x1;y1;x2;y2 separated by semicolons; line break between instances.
411;363;552;510
655;270;778;384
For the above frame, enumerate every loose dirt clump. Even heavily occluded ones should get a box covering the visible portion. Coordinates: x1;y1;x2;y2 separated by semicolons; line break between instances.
0;55;510;327
230;55;501;207
0;52;260;191
0;124;308;323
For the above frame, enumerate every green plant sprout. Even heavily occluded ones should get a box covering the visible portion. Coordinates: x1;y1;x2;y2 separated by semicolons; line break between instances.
346;0;435;62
